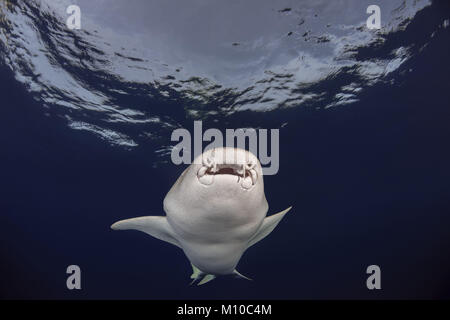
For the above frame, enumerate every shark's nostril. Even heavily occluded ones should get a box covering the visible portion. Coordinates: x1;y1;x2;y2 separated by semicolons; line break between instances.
198;169;214;185
240;168;257;189
197;166;208;178
250;169;257;185
241;176;253;189
202;156;214;168
236;164;245;176
245;159;256;171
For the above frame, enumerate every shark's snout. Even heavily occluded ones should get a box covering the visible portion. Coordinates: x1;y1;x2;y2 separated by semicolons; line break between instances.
196;148;258;189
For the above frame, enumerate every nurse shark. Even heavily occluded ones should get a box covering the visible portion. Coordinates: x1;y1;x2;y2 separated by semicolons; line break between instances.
111;147;292;285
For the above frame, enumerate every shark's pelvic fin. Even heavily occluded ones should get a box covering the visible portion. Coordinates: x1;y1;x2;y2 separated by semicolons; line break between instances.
189;263;216;286
198;274;216;286
190;263;202;280
189;263;203;285
246;206;292;249
233;269;253;281
111;216;181;248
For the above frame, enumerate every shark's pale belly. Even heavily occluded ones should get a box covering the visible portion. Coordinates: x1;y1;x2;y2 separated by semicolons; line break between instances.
166;211;264;274
181;241;248;275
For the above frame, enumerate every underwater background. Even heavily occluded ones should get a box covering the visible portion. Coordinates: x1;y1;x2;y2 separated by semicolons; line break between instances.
0;0;450;299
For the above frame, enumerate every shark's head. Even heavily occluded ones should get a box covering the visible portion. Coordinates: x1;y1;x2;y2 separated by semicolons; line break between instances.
164;147;268;225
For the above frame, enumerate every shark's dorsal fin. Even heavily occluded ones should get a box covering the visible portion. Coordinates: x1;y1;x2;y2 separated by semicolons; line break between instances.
246;206;292;249
111;216;181;248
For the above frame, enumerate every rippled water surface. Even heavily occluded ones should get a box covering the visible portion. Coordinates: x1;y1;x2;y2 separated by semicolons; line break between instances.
0;0;439;152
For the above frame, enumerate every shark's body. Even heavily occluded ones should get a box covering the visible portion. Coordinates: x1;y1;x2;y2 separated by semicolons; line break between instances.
111;147;291;285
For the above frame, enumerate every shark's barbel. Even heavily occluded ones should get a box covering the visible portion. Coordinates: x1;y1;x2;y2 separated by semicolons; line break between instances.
111;147;292;285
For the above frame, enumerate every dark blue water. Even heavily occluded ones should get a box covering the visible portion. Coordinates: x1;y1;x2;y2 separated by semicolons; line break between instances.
1;1;450;299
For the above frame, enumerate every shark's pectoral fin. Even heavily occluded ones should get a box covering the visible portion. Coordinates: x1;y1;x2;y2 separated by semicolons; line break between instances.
246;206;292;249
111;216;181;248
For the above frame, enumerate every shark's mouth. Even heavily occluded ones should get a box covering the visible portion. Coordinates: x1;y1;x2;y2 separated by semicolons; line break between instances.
197;158;258;189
